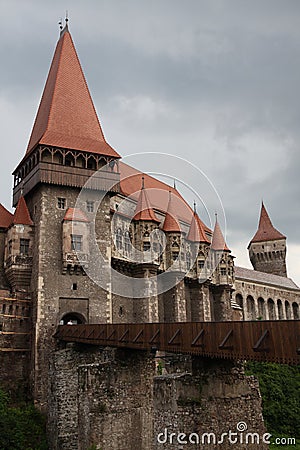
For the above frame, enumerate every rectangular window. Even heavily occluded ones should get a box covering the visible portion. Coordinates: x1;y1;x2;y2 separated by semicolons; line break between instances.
20;239;30;255
71;234;83;252
143;242;151;252
86;201;94;213
172;251;179;261
198;260;204;269
220;268;227;276
57;197;66;209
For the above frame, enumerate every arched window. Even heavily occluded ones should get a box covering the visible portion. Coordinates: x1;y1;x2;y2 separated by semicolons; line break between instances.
246;295;255;320
124;231;131;254
277;299;284;319
258;297;266;319
116;228;122;250
267;298;275;320
65;153;75;167
236;293;243;308
285;301;291;319
186;251;191;270
87;156;96;170
292;302;299;320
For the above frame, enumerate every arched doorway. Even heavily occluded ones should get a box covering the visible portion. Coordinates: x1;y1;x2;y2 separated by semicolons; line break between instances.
60;312;86;325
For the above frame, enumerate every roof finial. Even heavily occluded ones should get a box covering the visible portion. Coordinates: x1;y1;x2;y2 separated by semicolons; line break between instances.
58;18;63;31
193;201;197;213
215;212;218;223
141;176;145;189
65;10;69;27
173;179;176;189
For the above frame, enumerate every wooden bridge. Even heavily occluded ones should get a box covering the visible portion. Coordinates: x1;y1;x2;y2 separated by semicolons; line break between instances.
54;320;300;365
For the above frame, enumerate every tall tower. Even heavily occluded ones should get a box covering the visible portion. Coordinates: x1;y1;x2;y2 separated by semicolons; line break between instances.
12;23;121;407
248;202;287;277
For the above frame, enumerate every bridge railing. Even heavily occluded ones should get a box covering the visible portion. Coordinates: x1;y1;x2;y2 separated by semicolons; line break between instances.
54;320;300;365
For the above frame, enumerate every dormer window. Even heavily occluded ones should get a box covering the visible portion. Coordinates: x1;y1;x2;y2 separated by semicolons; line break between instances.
20;238;30;255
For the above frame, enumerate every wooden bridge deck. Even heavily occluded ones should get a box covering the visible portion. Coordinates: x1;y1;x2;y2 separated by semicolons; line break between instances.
54;320;300;365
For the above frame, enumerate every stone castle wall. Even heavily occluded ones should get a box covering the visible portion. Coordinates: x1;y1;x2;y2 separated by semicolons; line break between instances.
49;344;268;450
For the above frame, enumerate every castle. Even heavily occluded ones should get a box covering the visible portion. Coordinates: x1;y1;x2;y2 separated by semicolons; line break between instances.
0;23;299;409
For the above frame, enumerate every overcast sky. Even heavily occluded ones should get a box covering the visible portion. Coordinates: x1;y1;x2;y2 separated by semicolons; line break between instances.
1;0;299;283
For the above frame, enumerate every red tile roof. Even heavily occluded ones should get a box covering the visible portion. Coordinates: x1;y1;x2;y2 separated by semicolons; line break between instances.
63;208;89;223
162;192;181;232
211;220;230;251
26;27;120;159
187;211;210;243
249;202;285;244
13;197;33;226
0;204;13;229
133;179;160;223
119;163;212;233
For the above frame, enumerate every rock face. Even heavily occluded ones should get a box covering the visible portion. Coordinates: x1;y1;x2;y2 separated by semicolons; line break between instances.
49;345;267;450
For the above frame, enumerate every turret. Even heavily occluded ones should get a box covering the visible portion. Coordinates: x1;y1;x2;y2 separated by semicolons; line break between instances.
248;202;287;277
4;197;33;291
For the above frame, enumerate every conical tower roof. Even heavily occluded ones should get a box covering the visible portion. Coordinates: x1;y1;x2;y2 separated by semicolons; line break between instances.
211;219;230;251
133;178;160;223
0;204;13;228
187;205;210;243
26;25;120;158
162;192;181;232
13;197;33;226
249;202;285;244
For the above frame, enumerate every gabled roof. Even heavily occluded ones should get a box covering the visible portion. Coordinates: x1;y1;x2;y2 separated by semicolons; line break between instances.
26;26;120;158
162;192;181;232
0;204;13;229
249;202;285;245
63;208;89;223
211;219;230;251
133;178;160;223
187;210;210;243
13;197;33;226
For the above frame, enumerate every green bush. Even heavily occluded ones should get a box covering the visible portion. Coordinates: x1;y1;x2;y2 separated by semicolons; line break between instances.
0;387;48;450
245;362;300;440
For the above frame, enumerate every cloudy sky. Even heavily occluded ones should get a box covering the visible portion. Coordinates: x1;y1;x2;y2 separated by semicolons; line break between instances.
1;0;299;283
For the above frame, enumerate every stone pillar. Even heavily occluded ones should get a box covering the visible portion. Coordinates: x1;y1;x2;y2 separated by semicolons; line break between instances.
211;285;233;321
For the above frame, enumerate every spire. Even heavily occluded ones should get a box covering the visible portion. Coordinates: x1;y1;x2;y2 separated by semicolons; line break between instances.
211;218;230;251
162;192;181;232
187;206;210;243
133;178;160;223
0;204;13;229
13;197;33;226
250;202;285;244
26;27;120;158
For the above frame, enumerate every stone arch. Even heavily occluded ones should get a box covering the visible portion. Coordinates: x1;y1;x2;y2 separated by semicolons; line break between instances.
292;302;299;320
285;301;292;319
60;312;86;325
246;295;255;320
267;298;276;320
257;297;266;319
236;293;243;308
277;299;284;319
